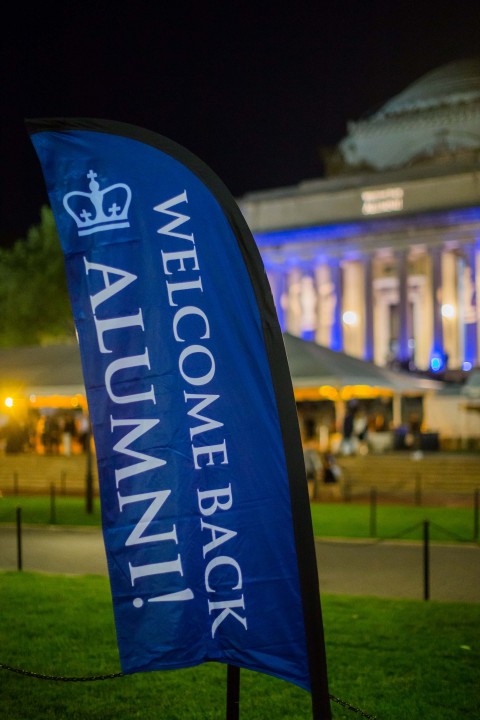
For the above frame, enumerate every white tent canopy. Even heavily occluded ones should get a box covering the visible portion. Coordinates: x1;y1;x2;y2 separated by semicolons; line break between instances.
282;333;442;394
0;337;442;402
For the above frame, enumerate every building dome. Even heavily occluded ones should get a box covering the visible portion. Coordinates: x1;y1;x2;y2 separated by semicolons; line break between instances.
376;57;480;118
339;57;480;171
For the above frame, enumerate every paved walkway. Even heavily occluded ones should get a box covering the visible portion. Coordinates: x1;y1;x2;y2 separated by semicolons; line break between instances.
1;526;478;603
315;537;479;602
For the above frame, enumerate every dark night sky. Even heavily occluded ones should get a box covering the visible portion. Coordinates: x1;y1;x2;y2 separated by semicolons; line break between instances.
2;1;479;246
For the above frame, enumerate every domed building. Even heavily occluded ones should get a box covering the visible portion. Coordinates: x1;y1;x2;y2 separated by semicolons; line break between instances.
339;57;480;171
238;58;480;446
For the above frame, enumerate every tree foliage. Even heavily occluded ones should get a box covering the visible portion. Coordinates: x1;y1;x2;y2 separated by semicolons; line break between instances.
0;206;76;347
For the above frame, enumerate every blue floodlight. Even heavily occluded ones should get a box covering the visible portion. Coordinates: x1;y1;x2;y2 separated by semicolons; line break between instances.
430;353;445;372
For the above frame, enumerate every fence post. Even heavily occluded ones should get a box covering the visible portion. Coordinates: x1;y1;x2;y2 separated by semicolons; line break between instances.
16;506;22;571
423;520;430;601
49;483;56;524
474;489;479;543
369;488;377;538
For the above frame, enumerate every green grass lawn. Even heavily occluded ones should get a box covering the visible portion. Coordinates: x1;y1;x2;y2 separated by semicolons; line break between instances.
0;495;103;527
0;495;477;543
1;572;478;719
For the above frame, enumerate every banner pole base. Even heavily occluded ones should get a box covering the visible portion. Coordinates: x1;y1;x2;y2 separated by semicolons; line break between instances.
226;665;240;720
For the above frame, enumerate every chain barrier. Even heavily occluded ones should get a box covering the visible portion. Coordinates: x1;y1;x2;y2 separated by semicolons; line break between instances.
328;692;377;718
427;521;472;543
317;521;425;547
0;662;376;717
317;519;478;548
0;661;123;682
378;521;425;542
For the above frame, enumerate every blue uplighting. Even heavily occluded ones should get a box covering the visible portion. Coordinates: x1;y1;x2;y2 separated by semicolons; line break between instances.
254;222;366;247
430;353;445;372
253;207;480;248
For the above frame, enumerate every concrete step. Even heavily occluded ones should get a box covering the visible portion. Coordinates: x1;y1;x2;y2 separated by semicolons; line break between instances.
337;453;479;494
0;453;99;496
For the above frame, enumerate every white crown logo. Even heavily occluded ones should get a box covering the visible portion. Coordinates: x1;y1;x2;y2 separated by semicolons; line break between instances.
63;170;132;236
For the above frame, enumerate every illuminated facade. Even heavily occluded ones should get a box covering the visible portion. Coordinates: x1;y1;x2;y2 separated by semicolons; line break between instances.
239;58;480;375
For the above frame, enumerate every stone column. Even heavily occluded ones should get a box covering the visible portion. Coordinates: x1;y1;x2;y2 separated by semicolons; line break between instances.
413;249;432;370
299;270;317;341
364;255;374;362
441;250;459;368
342;260;365;358
315;263;334;347
285;268;302;336
396;250;410;365
463;244;478;368
430;247;445;369
329;258;343;352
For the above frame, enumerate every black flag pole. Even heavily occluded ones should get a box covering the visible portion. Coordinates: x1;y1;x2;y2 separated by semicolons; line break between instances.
226;665;240;720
